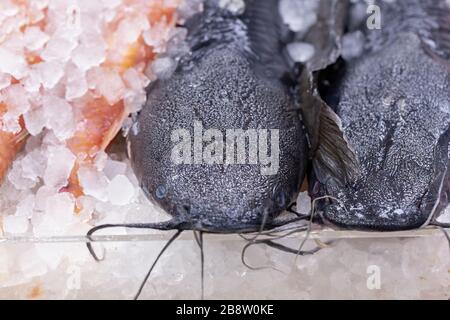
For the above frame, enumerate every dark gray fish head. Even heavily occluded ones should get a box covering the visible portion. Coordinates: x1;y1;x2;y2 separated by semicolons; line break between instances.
317;32;450;231
128;1;307;233
129;48;306;233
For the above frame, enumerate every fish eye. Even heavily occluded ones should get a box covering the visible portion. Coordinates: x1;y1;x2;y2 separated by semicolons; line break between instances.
155;185;167;199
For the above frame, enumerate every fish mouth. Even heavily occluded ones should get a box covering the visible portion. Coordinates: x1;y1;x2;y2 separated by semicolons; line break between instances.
321;202;431;231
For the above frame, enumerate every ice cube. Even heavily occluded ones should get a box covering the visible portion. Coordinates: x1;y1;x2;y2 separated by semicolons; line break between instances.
103;159;127;180
3;215;30;234
41;35;77;62
296;191;312;215
22;69;42;92
35;186;56;211
219;0;245;14
107;175;135;206
116;15;149;45
34;192;77;235
23;26;50;51
436;205;450;224
77;166;109;201
94;151;108;171
92;68;126;105
8;160;38;190
279;0;318;33
342;31;365;61
24;107;46;136
1;84;31;118
45;192;75;220
151;57;177;80
76;195;96;221
43;145;76;190
0;116;21;133
15;194;35;218
72;32;106;71
177;0;203;21
65;65;88;101
124;89;146;113
143;24;170;53
286;42;315;63
21;149;46;183
123;68;149;91
42;95;75;140
0;47;28;79
35;61;65;89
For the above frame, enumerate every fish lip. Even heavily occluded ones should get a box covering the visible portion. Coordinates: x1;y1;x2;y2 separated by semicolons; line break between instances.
321;202;430;231
149;197;285;233
168;217;282;234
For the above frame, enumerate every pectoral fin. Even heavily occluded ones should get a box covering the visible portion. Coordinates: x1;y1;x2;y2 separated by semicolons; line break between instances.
299;72;360;186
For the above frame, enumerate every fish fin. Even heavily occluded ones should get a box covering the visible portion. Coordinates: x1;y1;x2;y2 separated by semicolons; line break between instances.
304;0;349;71
314;99;360;185
299;72;359;186
243;0;290;78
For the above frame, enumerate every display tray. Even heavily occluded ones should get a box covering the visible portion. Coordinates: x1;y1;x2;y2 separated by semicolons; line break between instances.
1;225;448;299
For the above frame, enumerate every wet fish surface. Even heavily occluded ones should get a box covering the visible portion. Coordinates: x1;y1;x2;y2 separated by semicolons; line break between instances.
316;0;450;230
128;0;308;233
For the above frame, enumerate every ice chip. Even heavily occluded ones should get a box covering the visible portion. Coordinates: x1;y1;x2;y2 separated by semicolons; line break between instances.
42;95;75;140
286;42;315;63
21;149;46;183
104;159;127;180
116;15;149;45
219;0;245;14
76;195;96;221
65;65;88;100
436;205;450;224
22;69;42;92
0;47;28;79
43;145;76;190
92;69;126;105
342;31;365;61
45;192;75;220
8;160;38;190
78;166;109;201
35;186;56;211
24;107;46;136
123;68;149;91
107;175;135;206
296;191;312;215
35;61;65;89
35;192;77;236
151;57;177;80
279;0;318;33
1;84;31;119
41;35;77;62
124;89;146;113
72;32;106;71
23;26;50;51
15;194;35;218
